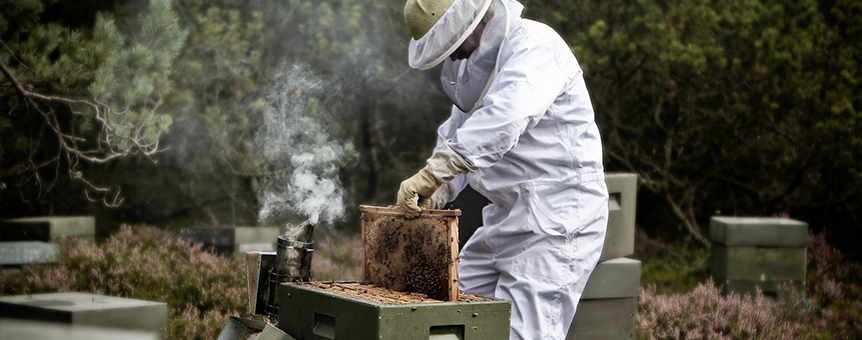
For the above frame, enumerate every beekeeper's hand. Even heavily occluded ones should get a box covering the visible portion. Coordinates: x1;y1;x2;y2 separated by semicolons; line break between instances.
397;167;440;218
397;142;476;218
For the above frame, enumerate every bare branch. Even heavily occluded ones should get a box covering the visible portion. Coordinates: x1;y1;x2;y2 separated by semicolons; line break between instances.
2;59;170;207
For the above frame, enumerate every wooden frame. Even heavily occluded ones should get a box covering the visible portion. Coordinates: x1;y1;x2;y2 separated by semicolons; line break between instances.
359;205;461;301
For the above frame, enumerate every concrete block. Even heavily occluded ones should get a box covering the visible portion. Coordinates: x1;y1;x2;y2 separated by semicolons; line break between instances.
1;216;95;243
709;216;808;247
601;173;637;262
567;297;637;340
0;241;59;265
0;292;167;337
218;316;295;340
711;244;806;282
0;318;160;340
582;258;641;299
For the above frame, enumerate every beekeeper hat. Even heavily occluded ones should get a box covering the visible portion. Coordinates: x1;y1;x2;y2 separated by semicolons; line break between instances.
404;0;493;70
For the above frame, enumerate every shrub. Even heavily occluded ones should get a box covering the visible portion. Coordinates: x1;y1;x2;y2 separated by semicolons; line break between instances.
803;230;862;339
0;225;253;340
637;280;809;340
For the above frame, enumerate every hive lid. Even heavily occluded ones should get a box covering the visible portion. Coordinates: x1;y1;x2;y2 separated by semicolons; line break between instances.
709;216;808;247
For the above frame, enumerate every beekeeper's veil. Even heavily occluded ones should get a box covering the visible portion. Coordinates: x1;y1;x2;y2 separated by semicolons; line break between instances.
405;0;516;113
405;0;493;70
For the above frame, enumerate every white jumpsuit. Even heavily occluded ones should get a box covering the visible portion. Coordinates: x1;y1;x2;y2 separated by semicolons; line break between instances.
431;2;609;339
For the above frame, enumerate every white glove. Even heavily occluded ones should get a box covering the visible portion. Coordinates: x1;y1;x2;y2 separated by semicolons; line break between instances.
397;142;476;218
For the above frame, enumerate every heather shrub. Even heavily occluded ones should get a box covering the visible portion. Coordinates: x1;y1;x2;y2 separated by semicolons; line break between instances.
637;280;809;340
803;230;862;339
0;225;253;340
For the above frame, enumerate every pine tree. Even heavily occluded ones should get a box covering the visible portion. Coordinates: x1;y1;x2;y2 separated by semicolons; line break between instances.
0;0;187;207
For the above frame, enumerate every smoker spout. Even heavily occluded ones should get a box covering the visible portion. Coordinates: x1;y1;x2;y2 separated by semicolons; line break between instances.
281;219;314;244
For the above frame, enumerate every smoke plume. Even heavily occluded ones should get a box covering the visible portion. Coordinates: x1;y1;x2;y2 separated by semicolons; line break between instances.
255;64;350;226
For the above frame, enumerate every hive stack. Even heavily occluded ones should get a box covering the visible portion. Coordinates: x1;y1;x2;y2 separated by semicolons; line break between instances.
177;226;280;259
0;292;167;337
709;216;808;299
567;173;640;340
0;216;95;275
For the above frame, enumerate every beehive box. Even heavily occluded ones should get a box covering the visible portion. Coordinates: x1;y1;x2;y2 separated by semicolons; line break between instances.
278;281;511;340
177;226;280;256
1;216;95;243
359;205;460;301
0;292;167;337
0;318;161;340
601;173;638;262
567;258;641;340
709;216;808;297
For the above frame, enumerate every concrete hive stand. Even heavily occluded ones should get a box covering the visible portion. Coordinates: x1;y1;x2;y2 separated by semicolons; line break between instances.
0;292;168;337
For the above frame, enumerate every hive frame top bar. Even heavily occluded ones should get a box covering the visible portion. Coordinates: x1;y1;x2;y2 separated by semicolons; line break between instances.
358;205;462;217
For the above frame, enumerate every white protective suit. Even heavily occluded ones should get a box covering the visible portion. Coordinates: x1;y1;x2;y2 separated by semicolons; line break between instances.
415;0;610;339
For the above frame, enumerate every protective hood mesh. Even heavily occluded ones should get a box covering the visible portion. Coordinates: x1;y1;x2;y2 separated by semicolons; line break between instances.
407;0;493;70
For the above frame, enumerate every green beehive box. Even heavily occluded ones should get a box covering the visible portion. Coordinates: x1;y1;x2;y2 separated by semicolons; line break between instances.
709;216;808;247
567;298;637;340
568;258;640;340
1;216;95;243
0;292;167;337
278;282;511;340
711;245;807;282
581;258;641;300
0;318;161;340
601;173;637;262
709;216;808;298
177;226;280;256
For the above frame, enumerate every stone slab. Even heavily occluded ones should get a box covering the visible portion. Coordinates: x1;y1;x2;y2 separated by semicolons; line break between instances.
582;258;641;299
601;173;637;262
711;244;806;282
567;297;637;340
1;216;95;243
0;241;59;265
0;318;160;340
709;216;808;247
0;292;167;337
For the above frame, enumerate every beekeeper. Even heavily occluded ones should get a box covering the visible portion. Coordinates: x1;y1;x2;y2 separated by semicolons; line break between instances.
396;0;609;339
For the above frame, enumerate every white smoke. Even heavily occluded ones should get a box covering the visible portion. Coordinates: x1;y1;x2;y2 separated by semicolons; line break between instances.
256;64;350;226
